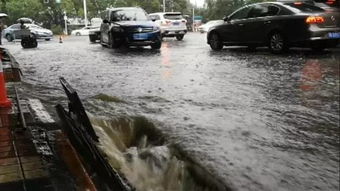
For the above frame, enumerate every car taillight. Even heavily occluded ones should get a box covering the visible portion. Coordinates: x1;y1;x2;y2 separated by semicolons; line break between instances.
306;16;325;24
326;0;335;4
181;19;186;23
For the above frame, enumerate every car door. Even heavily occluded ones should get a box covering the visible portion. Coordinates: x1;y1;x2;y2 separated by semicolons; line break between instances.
100;10;110;43
84;27;91;35
220;6;251;44
8;24;20;38
242;4;280;44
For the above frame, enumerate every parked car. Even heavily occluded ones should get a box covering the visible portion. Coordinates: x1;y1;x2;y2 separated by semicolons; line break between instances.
149;12;187;40
100;7;162;49
89;27;101;42
71;26;98;36
198;20;224;33
277;0;340;11
3;23;53;42
89;18;102;43
207;2;340;53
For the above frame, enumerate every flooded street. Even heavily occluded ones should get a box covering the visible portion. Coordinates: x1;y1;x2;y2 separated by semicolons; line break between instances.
3;33;339;191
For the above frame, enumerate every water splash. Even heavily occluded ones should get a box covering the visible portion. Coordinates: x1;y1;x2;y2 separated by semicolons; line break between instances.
89;115;228;191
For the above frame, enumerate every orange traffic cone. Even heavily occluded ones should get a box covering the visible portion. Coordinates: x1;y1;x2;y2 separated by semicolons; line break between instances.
59;35;63;43
0;60;12;108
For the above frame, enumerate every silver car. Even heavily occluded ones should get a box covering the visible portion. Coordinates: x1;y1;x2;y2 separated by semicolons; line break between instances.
3;24;53;42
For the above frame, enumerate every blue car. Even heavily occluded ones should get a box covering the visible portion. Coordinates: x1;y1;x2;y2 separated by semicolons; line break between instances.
100;7;162;49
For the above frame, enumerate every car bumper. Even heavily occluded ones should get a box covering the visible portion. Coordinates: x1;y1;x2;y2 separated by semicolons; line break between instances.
291;27;340;48
35;34;53;39
309;29;340;41
126;31;161;46
162;30;187;37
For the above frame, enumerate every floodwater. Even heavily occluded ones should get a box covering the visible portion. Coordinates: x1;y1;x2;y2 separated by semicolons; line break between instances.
3;33;339;191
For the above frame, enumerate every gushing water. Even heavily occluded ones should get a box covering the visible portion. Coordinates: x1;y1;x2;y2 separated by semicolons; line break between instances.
90;115;227;191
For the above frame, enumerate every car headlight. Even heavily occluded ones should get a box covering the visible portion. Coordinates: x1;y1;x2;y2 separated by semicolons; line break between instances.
153;26;160;32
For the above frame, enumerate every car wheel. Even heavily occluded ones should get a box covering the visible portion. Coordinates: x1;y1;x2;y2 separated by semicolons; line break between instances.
6;34;13;42
89;35;96;43
30;33;36;39
109;33;121;49
76;32;81;36
31;39;38;48
269;32;287;54
100;33;106;47
209;33;223;51
176;34;184;41
151;37;162;49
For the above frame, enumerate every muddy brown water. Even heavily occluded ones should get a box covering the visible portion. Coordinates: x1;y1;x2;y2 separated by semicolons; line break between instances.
3;33;339;191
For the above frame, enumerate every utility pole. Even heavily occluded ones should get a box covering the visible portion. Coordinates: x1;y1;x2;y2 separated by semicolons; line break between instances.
192;7;195;32
63;11;68;35
83;0;88;26
192;0;197;32
163;0;165;12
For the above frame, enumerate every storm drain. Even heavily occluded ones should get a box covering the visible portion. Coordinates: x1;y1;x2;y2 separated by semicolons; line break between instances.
90;116;229;191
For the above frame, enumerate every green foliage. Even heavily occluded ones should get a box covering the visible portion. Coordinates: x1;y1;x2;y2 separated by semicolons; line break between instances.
0;0;191;26
51;24;63;35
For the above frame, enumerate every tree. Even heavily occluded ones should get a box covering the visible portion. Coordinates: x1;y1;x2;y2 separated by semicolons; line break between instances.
0;0;194;27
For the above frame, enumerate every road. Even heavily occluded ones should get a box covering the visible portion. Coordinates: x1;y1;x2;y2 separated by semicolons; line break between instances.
3;33;339;191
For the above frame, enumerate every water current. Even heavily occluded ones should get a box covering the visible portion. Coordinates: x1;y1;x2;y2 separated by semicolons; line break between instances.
3;34;340;191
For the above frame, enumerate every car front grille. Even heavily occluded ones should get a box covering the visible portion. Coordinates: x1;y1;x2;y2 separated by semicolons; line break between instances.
126;27;154;33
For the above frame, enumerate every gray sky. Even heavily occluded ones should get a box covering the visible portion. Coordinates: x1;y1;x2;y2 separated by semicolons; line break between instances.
190;0;205;7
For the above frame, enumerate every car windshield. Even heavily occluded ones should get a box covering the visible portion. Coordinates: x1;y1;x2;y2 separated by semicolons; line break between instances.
112;9;149;21
285;3;325;12
164;14;183;20
27;24;42;29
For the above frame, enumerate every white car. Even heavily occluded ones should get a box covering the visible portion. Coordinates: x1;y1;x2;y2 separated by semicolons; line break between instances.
71;26;97;36
198;20;224;33
149;12;187;41
3;23;53;41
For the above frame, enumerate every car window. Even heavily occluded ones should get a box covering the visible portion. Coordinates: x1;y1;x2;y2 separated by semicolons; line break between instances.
164;14;183;20
267;5;280;16
229;7;251;20
11;24;21;29
248;4;268;18
248;4;280;18
111;9;149;21
28;24;42;29
285;3;325;12
149;15;160;20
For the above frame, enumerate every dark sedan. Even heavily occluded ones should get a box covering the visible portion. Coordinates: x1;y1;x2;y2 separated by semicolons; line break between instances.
207;2;340;53
100;7;162;49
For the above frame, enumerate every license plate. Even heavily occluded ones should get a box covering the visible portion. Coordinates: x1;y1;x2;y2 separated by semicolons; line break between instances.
173;22;179;25
328;32;340;39
133;33;148;40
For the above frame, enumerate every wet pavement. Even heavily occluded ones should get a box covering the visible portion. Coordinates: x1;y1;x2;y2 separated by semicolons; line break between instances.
2;33;339;191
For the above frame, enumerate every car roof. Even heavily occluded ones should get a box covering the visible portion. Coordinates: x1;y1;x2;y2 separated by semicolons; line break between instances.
241;1;326;14
245;1;287;6
107;7;142;11
149;12;182;15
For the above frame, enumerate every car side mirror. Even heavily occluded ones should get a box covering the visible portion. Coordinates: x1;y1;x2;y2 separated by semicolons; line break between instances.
103;19;110;24
223;16;229;22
